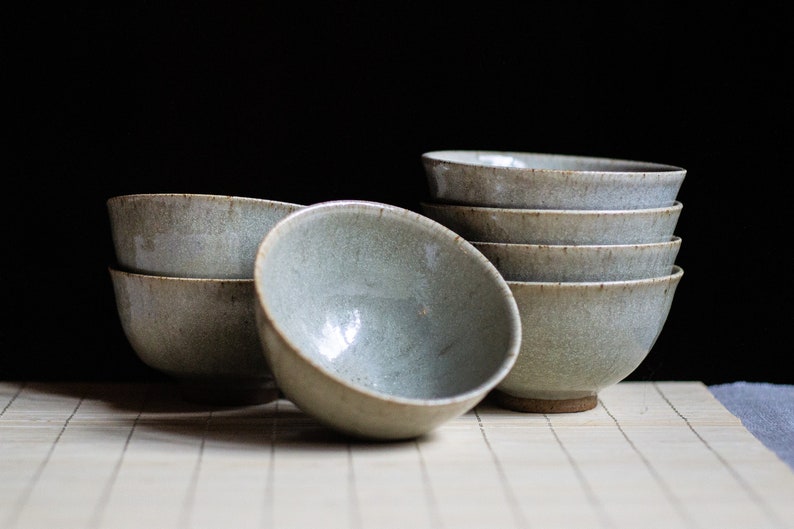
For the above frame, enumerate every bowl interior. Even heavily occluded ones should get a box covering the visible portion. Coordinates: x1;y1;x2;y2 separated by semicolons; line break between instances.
423;150;685;173
255;201;520;401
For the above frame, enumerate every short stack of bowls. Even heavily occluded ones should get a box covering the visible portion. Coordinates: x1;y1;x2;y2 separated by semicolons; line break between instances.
420;150;686;413
107;193;303;405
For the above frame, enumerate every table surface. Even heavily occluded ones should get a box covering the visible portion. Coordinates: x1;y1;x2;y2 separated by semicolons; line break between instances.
2;380;793;529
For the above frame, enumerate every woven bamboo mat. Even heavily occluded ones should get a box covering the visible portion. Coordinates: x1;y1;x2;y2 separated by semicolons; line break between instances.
1;381;792;529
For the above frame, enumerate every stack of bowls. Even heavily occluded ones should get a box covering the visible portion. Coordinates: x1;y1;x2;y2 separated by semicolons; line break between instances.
106;193;303;405
106;194;524;441
420;150;686;413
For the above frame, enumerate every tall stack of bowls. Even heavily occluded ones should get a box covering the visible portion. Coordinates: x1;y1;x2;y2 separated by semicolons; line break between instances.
420;150;686;413
106;193;303;405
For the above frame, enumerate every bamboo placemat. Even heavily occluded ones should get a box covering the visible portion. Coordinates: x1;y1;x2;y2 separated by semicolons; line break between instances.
1;381;792;529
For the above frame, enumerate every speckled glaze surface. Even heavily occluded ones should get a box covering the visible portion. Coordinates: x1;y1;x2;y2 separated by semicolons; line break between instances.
420;201;683;245
495;266;684;413
253;200;522;440
109;267;278;405
422;150;686;210
472;236;681;282
107;193;304;279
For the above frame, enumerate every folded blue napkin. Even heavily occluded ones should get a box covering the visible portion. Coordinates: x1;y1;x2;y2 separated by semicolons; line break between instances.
709;381;794;471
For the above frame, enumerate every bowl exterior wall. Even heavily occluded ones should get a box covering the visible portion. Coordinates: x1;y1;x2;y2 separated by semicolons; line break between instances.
109;269;272;383
421;203;682;245
108;194;302;278
497;268;683;401
255;304;480;441
473;238;681;282
423;151;686;210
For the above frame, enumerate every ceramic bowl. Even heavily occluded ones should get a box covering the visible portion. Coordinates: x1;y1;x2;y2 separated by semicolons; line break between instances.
253;200;522;440
422;150;686;209
494;266;684;413
107;193;303;279
472;236;681;282
109;267;278;405
420;201;683;245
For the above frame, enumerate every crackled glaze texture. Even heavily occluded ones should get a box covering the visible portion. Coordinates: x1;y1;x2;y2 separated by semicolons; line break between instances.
108;193;303;279
109;267;277;405
420;201;682;245
495;266;684;413
422;150;686;210
472;236;681;282
253;200;522;440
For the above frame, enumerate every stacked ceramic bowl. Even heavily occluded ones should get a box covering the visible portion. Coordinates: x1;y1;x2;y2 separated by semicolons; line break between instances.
106;193;303;405
420;150;686;413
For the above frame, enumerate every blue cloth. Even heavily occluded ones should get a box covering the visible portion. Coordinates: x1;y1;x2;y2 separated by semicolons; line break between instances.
709;382;794;471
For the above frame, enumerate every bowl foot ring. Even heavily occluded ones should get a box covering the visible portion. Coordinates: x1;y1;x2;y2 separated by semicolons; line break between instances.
494;391;597;413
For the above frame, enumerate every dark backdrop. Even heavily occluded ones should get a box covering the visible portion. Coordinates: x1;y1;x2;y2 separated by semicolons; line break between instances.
7;4;792;385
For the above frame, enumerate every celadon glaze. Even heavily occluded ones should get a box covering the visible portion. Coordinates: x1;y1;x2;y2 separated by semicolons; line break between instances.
472;236;681;282
495;266;684;412
420;201;683;246
109;267;277;405
253;200;522;440
422;150;686;210
107;193;303;279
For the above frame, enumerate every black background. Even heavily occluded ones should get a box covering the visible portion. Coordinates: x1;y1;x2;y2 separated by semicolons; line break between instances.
7;4;792;385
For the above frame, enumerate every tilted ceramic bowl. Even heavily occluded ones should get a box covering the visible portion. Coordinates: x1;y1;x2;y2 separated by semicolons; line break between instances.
494;266;684;413
422;150;686;210
109;267;278;405
420;201;683;245
107;193;303;279
253;200;522;440
472;236;681;282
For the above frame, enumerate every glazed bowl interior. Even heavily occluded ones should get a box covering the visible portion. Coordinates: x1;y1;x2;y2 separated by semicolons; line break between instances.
255;201;521;401
423;150;685;172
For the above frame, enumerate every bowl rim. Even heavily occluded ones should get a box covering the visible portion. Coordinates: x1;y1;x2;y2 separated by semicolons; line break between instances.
108;265;255;284
106;192;304;209
419;200;684;216
254;199;523;406
506;265;684;288
470;235;683;251
421;150;686;176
